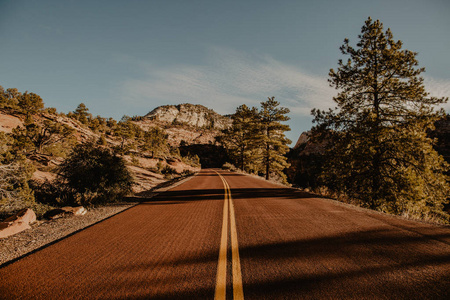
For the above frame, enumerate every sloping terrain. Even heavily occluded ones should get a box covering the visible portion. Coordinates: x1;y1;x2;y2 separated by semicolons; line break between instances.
0;107;201;196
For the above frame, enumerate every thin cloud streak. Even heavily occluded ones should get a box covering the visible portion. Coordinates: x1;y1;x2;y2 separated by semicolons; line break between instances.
424;76;450;110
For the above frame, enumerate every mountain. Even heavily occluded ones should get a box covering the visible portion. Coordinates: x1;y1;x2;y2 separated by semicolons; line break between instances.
134;104;232;147
144;104;231;130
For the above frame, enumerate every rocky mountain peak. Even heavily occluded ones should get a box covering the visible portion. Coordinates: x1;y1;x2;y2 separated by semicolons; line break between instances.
293;131;310;149
144;103;232;130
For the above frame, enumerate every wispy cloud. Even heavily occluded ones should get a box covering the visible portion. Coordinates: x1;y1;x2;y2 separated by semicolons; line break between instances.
424;76;450;109
120;47;337;117
118;47;450;136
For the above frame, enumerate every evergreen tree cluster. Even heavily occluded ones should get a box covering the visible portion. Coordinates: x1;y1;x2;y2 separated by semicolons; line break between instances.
219;97;291;183
0;86;44;113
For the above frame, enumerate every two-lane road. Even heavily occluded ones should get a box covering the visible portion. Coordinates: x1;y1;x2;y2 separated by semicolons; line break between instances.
1;169;449;299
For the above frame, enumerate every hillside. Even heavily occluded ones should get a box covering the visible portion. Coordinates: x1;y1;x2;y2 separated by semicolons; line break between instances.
0;107;200;197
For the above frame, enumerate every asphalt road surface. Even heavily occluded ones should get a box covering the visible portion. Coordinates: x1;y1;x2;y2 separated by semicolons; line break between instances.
1;169;449;299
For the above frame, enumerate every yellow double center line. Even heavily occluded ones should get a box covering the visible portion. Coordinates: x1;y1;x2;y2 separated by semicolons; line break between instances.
214;171;244;300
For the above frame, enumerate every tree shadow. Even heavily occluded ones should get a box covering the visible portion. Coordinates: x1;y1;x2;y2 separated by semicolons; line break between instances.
103;228;450;299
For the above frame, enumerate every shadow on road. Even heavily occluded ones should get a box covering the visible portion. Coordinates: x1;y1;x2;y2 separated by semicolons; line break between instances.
105;227;450;299
129;187;322;205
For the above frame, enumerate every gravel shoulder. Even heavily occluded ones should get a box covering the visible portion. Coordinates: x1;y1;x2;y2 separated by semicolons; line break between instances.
0;174;196;267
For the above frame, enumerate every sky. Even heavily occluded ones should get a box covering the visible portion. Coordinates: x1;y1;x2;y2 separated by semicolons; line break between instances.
1;0;449;144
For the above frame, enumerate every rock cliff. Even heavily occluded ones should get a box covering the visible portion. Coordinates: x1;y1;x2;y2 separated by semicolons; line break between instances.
144;104;232;130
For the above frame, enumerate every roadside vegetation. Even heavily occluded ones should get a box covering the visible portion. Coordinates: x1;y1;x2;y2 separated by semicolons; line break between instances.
32;143;134;207
0;87;200;219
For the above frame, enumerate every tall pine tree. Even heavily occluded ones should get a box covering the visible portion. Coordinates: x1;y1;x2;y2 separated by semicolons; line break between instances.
219;104;260;172
260;97;291;181
312;17;449;220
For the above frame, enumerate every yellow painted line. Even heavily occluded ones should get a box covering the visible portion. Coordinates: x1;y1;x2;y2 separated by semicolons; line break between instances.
214;171;244;300
214;173;228;300
227;180;244;300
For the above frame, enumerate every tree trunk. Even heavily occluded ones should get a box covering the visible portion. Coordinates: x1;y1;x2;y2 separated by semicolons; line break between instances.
240;147;244;171
265;144;270;180
371;60;381;209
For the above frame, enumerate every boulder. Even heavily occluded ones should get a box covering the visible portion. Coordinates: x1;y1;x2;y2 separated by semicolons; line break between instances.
0;208;36;239
44;206;87;220
62;206;87;216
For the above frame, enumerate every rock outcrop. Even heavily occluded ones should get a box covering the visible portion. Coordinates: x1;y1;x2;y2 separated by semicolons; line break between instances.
0;208;36;238
0;111;23;133
293;131;310;149
44;206;87;220
144;104;232;130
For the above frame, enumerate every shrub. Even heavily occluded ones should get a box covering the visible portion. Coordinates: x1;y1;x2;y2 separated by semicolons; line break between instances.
18;92;44;113
181;169;196;177
161;165;177;179
222;162;237;172
0;158;35;215
57;142;134;206
182;154;201;167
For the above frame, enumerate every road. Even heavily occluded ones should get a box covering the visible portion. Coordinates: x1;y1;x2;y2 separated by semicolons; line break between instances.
1;169;449;299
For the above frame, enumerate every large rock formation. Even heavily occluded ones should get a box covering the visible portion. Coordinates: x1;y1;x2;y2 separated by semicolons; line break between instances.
0;111;23;133
144;104;232;130
286;130;327;188
0;208;36;238
293;131;310;149
43;206;87;220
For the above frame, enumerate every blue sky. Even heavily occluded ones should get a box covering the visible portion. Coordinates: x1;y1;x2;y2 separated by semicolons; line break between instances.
1;0;449;143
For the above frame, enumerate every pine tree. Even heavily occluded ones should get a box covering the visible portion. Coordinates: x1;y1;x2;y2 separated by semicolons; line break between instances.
12;117;74;154
219;104;260;172
260;97;291;181
73;103;91;124
4;88;21;108
312;17;449;219
141;127;169;158
114;115;143;154
18;92;44;113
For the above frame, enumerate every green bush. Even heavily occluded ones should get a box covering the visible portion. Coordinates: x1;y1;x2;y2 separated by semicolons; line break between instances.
0;158;35;216
222;162;237;172
161;164;177;179
181;169;196;177
56;142;134;206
